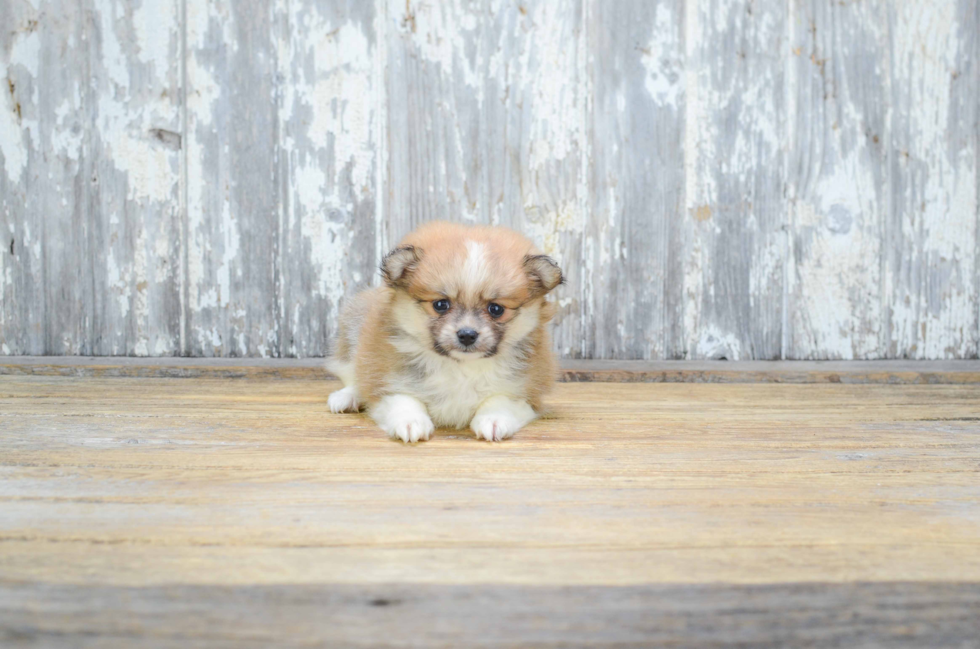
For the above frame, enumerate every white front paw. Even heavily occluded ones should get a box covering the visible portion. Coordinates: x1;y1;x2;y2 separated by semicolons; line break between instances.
384;415;435;443
470;396;536;442
470;413;522;442
328;386;360;413
372;395;434;444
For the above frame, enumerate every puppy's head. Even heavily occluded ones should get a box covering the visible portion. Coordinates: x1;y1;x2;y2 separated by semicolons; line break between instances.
381;222;562;361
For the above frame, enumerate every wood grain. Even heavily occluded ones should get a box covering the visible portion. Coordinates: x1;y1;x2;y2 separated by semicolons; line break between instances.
4;356;980;384
1;0;183;355
587;0;685;360
1;1;978;360
2;582;978;648
276;0;380;358
788;0;888;359
1;375;979;645
183;0;280;357
684;0;787;361
384;0;587;357
789;1;980;360
885;1;979;359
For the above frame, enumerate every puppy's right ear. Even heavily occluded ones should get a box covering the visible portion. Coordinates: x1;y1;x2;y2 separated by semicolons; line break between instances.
524;254;563;298
380;245;422;288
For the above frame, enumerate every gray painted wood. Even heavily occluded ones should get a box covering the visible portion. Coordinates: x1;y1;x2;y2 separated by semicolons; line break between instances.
384;0;588;356
276;0;379;358
3;581;978;648
3;356;980;384
885;1;979;359
684;0;787;360
1;0;182;356
0;0;977;359
184;0;281;357
787;0;889;359
587;0;685;360
788;0;980;361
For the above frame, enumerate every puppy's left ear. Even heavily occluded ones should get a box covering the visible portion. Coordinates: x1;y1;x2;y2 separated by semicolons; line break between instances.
381;245;422;288
524;254;563;298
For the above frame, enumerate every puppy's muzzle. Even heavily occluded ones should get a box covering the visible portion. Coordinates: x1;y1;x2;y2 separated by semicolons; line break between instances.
456;329;479;347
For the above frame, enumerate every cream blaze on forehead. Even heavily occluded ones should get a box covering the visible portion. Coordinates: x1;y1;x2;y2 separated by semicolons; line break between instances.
401;223;536;303
461;240;491;298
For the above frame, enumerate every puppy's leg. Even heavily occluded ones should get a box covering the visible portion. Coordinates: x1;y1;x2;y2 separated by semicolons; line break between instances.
470;395;536;442
328;385;361;413
326;358;361;413
371;394;435;443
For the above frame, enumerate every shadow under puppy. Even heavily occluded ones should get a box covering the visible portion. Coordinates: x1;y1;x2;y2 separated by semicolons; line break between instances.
327;222;563;443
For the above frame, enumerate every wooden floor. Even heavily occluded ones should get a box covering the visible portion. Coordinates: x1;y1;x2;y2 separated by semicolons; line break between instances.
2;369;980;647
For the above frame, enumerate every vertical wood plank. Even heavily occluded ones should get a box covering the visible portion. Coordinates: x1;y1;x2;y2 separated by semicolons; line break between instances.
885;1;978;359
92;0;184;356
276;0;379;357
0;0;182;355
1;0;62;355
1;0;978;361
587;0;685;359
384;0;586;356
484;0;587;358
787;0;888;359
684;0;786;360
184;0;280;357
384;0;484;234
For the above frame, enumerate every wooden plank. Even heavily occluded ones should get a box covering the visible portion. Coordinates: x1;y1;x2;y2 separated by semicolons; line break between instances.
2;581;978;648
683;0;787;360
586;0;685;359
383;0;587;356
0;0;182;355
1;0;65;356
787;0;888;359
559;359;980;384
2;2;979;362
885;1;979;359
3;357;980;384
184;0;280;356
0;377;979;645
276;0;380;357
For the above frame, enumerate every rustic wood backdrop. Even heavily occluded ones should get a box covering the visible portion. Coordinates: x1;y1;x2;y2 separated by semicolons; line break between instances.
1;0;977;359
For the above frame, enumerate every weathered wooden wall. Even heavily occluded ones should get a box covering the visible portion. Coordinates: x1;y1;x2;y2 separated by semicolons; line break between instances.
1;0;977;359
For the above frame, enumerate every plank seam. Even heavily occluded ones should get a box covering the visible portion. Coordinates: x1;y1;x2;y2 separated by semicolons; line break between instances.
178;0;189;357
2;358;979;383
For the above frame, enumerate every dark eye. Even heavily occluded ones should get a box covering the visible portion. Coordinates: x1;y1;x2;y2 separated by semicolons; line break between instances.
487;303;504;318
433;299;451;314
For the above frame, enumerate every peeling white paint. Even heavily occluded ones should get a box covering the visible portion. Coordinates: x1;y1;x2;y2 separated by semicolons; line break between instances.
94;0;131;90
50;99;84;161
1;28;41;183
888;1;977;359
0;101;27;183
696;326;742;360
106;245;131;320
641;4;682;108
9;28;41;77
4;0;979;360
402;0;482;95
298;20;374;191
216;201;239;308
185;56;221;129
133;0;177;65
131;224;150;356
523;2;581;172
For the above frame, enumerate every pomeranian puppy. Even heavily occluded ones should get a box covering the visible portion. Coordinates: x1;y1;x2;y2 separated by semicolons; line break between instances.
326;221;563;443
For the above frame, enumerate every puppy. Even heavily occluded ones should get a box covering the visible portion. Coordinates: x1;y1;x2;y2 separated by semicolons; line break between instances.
326;221;563;443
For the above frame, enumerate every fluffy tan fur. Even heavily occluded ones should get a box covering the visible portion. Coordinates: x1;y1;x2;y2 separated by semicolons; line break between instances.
327;222;562;442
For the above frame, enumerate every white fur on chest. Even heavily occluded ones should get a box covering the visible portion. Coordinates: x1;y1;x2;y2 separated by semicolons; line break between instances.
387;352;527;428
375;291;539;428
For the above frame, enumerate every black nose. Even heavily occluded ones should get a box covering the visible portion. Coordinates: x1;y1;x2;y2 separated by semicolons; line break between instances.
457;329;479;347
